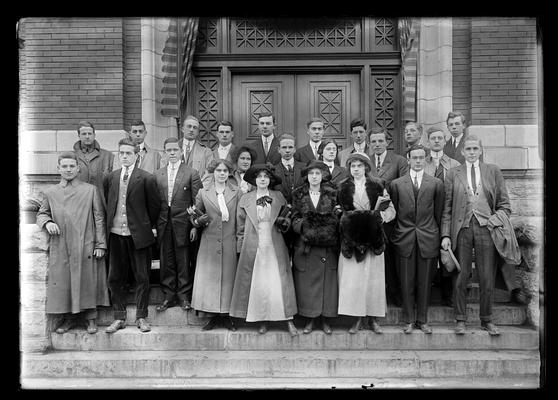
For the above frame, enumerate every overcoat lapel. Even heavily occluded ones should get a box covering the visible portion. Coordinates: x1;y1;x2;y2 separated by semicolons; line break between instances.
378;152;392;178
403;174;416;203
479;163;494;208
126;166;141;196
171;164;186;201
244;191;259;230
269;191;282;222
456;165;468;192
205;186;220;210
224;184;238;206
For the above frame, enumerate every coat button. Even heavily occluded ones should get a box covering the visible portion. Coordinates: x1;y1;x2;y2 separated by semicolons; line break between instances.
321;257;326;263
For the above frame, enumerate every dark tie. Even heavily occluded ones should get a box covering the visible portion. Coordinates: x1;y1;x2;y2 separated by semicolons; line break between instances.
376;155;381;173
264;138;269;155
435;162;444;181
471;164;477;193
286;164;292;172
123;166;130;182
285;164;293;189
413;174;419;198
454;138;458;149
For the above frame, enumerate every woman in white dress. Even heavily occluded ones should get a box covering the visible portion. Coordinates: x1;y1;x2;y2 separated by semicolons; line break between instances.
337;152;396;334
229;164;298;336
189;159;241;331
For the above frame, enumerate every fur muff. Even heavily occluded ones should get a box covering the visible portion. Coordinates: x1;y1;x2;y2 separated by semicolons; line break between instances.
337;177;385;212
301;212;339;247
339;210;385;262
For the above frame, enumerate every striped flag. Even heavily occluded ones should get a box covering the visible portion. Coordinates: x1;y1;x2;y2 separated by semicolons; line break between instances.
161;17;200;122
399;18;420;123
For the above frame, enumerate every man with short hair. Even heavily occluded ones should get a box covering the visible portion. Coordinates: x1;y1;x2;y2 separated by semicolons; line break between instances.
444;111;469;164
154;137;202;312
403;121;428;152
212;120;237;162
390;144;444;334
424;126;461;306
273;134;306;204
441;135;511;336
294;117;325;165
37;152;110;335
104;138;160;334
113;120;161;174
73;120;114;208
248;112;282;165
368;127;409;307
339;118;369;167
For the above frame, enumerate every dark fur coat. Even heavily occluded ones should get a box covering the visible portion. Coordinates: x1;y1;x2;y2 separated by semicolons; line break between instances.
291;182;339;247
337;177;386;261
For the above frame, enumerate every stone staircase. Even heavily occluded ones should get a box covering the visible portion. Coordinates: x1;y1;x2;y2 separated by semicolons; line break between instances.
21;285;540;389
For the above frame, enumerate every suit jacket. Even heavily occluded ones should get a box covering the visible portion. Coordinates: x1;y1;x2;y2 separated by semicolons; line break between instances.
161;139;213;177
113;143;161;175
104;166;161;249
293;143;317;165
273;160;306;204
154;162;203;248
424;153;460;181
212;144;237;163
330;165;349;187
370;150;409;185
389;173;445;258
441;162;511;251
339;144;370;168
247;136;282;165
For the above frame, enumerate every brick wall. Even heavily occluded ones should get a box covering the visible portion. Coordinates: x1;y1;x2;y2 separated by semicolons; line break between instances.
452;18;471;117
123;18;142;128
19;18;125;130
470;17;538;125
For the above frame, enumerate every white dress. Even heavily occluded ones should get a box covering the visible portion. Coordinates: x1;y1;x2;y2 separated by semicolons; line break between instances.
245;203;288;322
337;187;394;317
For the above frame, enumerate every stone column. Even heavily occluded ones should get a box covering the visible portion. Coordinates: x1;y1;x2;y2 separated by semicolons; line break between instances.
141;17;179;151
20;224;52;353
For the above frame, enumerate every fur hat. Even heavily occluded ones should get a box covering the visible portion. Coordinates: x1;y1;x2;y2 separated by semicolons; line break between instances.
243;163;282;187
301;160;332;183
345;152;373;170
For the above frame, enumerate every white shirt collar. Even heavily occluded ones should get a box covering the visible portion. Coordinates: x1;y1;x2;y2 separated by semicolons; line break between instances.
465;160;480;169
431;150;444;159
353;143;366;153
410;169;424;179
167;160;181;170
261;135;274;144
120;160;136;179
183;139;195;150
282;158;294;168
374;151;387;165
218;143;232;150
453;134;464;145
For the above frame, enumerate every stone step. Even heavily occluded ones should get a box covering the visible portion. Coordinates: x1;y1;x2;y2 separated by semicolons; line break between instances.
22;349;540;379
20;376;540;389
131;284;511;305
94;304;528;326
50;325;539;352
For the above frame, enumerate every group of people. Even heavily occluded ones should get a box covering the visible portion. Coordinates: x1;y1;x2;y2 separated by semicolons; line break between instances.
36;110;522;338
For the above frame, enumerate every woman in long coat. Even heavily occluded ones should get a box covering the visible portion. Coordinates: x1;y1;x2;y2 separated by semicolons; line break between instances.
291;160;340;334
229;163;298;336
337;152;396;334
190;159;241;331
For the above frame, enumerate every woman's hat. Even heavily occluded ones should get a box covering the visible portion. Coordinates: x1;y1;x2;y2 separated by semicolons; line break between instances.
243;163;282;187
345;151;373;170
301;160;332;182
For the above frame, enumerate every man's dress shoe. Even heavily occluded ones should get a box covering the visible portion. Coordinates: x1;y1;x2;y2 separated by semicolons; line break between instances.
303;319;313;334
86;319;98;334
156;299;176;312
417;322;433;334
403;323;414;334
481;322;500;336
455;321;466;335
136;318;151;333
106;319;126;334
55;319;74;334
181;299;192;311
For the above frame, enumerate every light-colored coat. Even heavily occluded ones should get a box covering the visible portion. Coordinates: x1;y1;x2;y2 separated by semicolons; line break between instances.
441;162;511;252
191;183;241;313
36;179;110;314
424;153;460;181
73;140;114;208
229;190;297;319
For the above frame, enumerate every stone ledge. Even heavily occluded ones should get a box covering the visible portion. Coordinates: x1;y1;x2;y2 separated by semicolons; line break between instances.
505;125;539;147
468;125;505;147
20;224;49;252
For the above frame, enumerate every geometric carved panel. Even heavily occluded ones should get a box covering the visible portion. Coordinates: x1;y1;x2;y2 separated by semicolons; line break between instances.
318;90;342;136
372;18;397;51
232;18;360;53
196;18;218;53
249;90;274;136
195;76;220;149
371;76;396;149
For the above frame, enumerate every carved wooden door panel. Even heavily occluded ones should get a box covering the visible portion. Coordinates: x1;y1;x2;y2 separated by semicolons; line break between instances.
295;74;360;150
231;75;295;145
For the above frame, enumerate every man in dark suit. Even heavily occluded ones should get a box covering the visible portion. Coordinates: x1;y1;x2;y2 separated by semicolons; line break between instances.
338;118;370;167
443;111;468;164
390;144;444;334
273;134;306;204
154;137;203;312
247;112;282;165
294;117;325;165
104;138;160;334
441;135;511;336
368;127;409;307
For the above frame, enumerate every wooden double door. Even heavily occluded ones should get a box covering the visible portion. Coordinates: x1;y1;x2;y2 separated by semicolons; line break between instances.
232;73;360;150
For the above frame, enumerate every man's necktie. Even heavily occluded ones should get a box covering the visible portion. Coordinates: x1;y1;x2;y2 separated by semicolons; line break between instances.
471;164;477;193
435;162;444;181
454;139;458;149
376;155;381;173
413;174;419;199
123;166;130;182
168;166;176;205
264;138;269;155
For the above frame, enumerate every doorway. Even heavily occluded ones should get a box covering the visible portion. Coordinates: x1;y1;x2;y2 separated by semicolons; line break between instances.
232;73;360;150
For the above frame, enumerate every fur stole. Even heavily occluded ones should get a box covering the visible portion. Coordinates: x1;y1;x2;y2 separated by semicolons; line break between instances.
292;183;339;247
337;178;386;261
